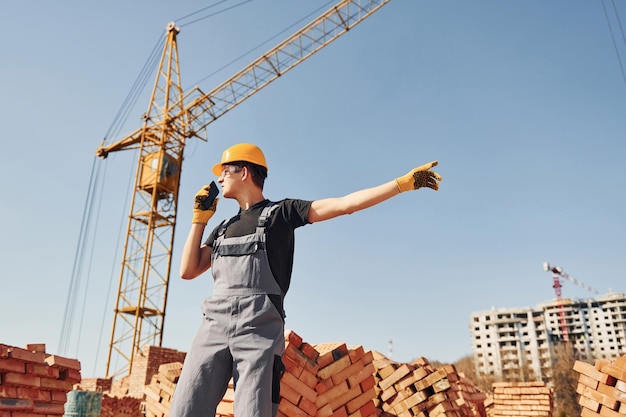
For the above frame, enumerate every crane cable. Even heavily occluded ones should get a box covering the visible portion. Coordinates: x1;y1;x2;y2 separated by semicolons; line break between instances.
58;157;104;357
601;0;626;87
186;0;336;90
58;26;165;363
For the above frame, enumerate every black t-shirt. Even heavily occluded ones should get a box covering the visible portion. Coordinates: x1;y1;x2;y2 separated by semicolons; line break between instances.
204;198;312;295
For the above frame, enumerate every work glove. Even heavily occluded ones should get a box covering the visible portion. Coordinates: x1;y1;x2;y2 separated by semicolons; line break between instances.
395;161;442;192
192;186;219;224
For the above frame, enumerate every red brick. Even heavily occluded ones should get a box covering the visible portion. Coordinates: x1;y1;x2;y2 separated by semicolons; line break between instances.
300;368;318;389
596;382;621;400
579;394;601;412
283;354;304;378
596;405;623;417
348;363;375;389
353;400;377;417
581;386;618;410
579;374;600;390
378;364;414;390
318;355;352;381
346;387;376;414
358;351;374;365
601;362;626;382
50;390;68;403
0;398;34;411
376;363;398;379
32;401;65;414
2;373;40;388
24;345;45;353
62;368;82;383
412;357;430;367
315;377;335;395
0;359;25;374
575;361;616;385
359;375;376;392
39;377;72;392
0;385;17;398
328;406;348;417
278;398;310;417
281;372;317;402
316;381;349;408
285;330;303;349
284;344;318;375
317;403;334;417
301;343;319;363
581;407;602;417
24;363;59;379
0;345;9;359
414;369;446;391
44;355;81;371
7;348;45;364
328;385;361;412
332;361;366;386
15;387;50;402
317;344;349;369
299;396;317;416
347;347;365;363
280;382;302;405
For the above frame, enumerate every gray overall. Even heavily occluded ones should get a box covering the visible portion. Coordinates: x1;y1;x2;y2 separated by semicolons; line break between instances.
170;203;285;417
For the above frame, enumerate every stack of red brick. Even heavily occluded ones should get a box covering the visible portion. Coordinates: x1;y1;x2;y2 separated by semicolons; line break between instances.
100;394;142;417
490;382;552;417
313;342;377;417
2;332;489;417
372;354;487;417
145;362;184;417
574;356;626;416
285;334;377;417
0;343;81;416
207;330;487;417
76;377;144;417
448;371;488;416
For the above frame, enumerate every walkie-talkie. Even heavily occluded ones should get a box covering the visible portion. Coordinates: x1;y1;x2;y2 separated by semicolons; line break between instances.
202;181;220;209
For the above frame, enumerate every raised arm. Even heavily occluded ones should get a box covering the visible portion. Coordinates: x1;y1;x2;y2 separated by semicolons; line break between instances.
308;161;441;223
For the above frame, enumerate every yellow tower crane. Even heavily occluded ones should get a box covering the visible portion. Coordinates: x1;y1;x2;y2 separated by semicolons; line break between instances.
96;0;392;379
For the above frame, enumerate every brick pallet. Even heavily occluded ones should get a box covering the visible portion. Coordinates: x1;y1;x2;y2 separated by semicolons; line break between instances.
491;382;552;417
373;355;487;417
573;356;626;417
0;343;81;417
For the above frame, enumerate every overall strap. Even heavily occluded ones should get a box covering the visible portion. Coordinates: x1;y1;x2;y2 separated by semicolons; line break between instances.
216;215;238;238
256;201;279;233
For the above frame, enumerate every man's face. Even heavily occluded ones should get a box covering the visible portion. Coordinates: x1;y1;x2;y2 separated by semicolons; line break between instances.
217;164;244;198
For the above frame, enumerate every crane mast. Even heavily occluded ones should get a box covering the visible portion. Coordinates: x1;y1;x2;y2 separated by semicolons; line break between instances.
97;0;392;379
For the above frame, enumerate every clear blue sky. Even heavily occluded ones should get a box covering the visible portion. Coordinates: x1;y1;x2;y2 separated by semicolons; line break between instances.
1;1;625;379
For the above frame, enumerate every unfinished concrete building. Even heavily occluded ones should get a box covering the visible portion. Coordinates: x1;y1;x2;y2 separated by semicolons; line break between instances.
469;292;626;381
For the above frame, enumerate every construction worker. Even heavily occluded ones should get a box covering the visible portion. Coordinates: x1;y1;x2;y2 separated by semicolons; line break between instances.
169;143;442;417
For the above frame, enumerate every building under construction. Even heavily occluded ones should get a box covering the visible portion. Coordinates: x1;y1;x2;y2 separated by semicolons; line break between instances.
470;292;626;381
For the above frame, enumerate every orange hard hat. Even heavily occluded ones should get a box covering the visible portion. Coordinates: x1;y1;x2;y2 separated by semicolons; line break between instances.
212;143;268;176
